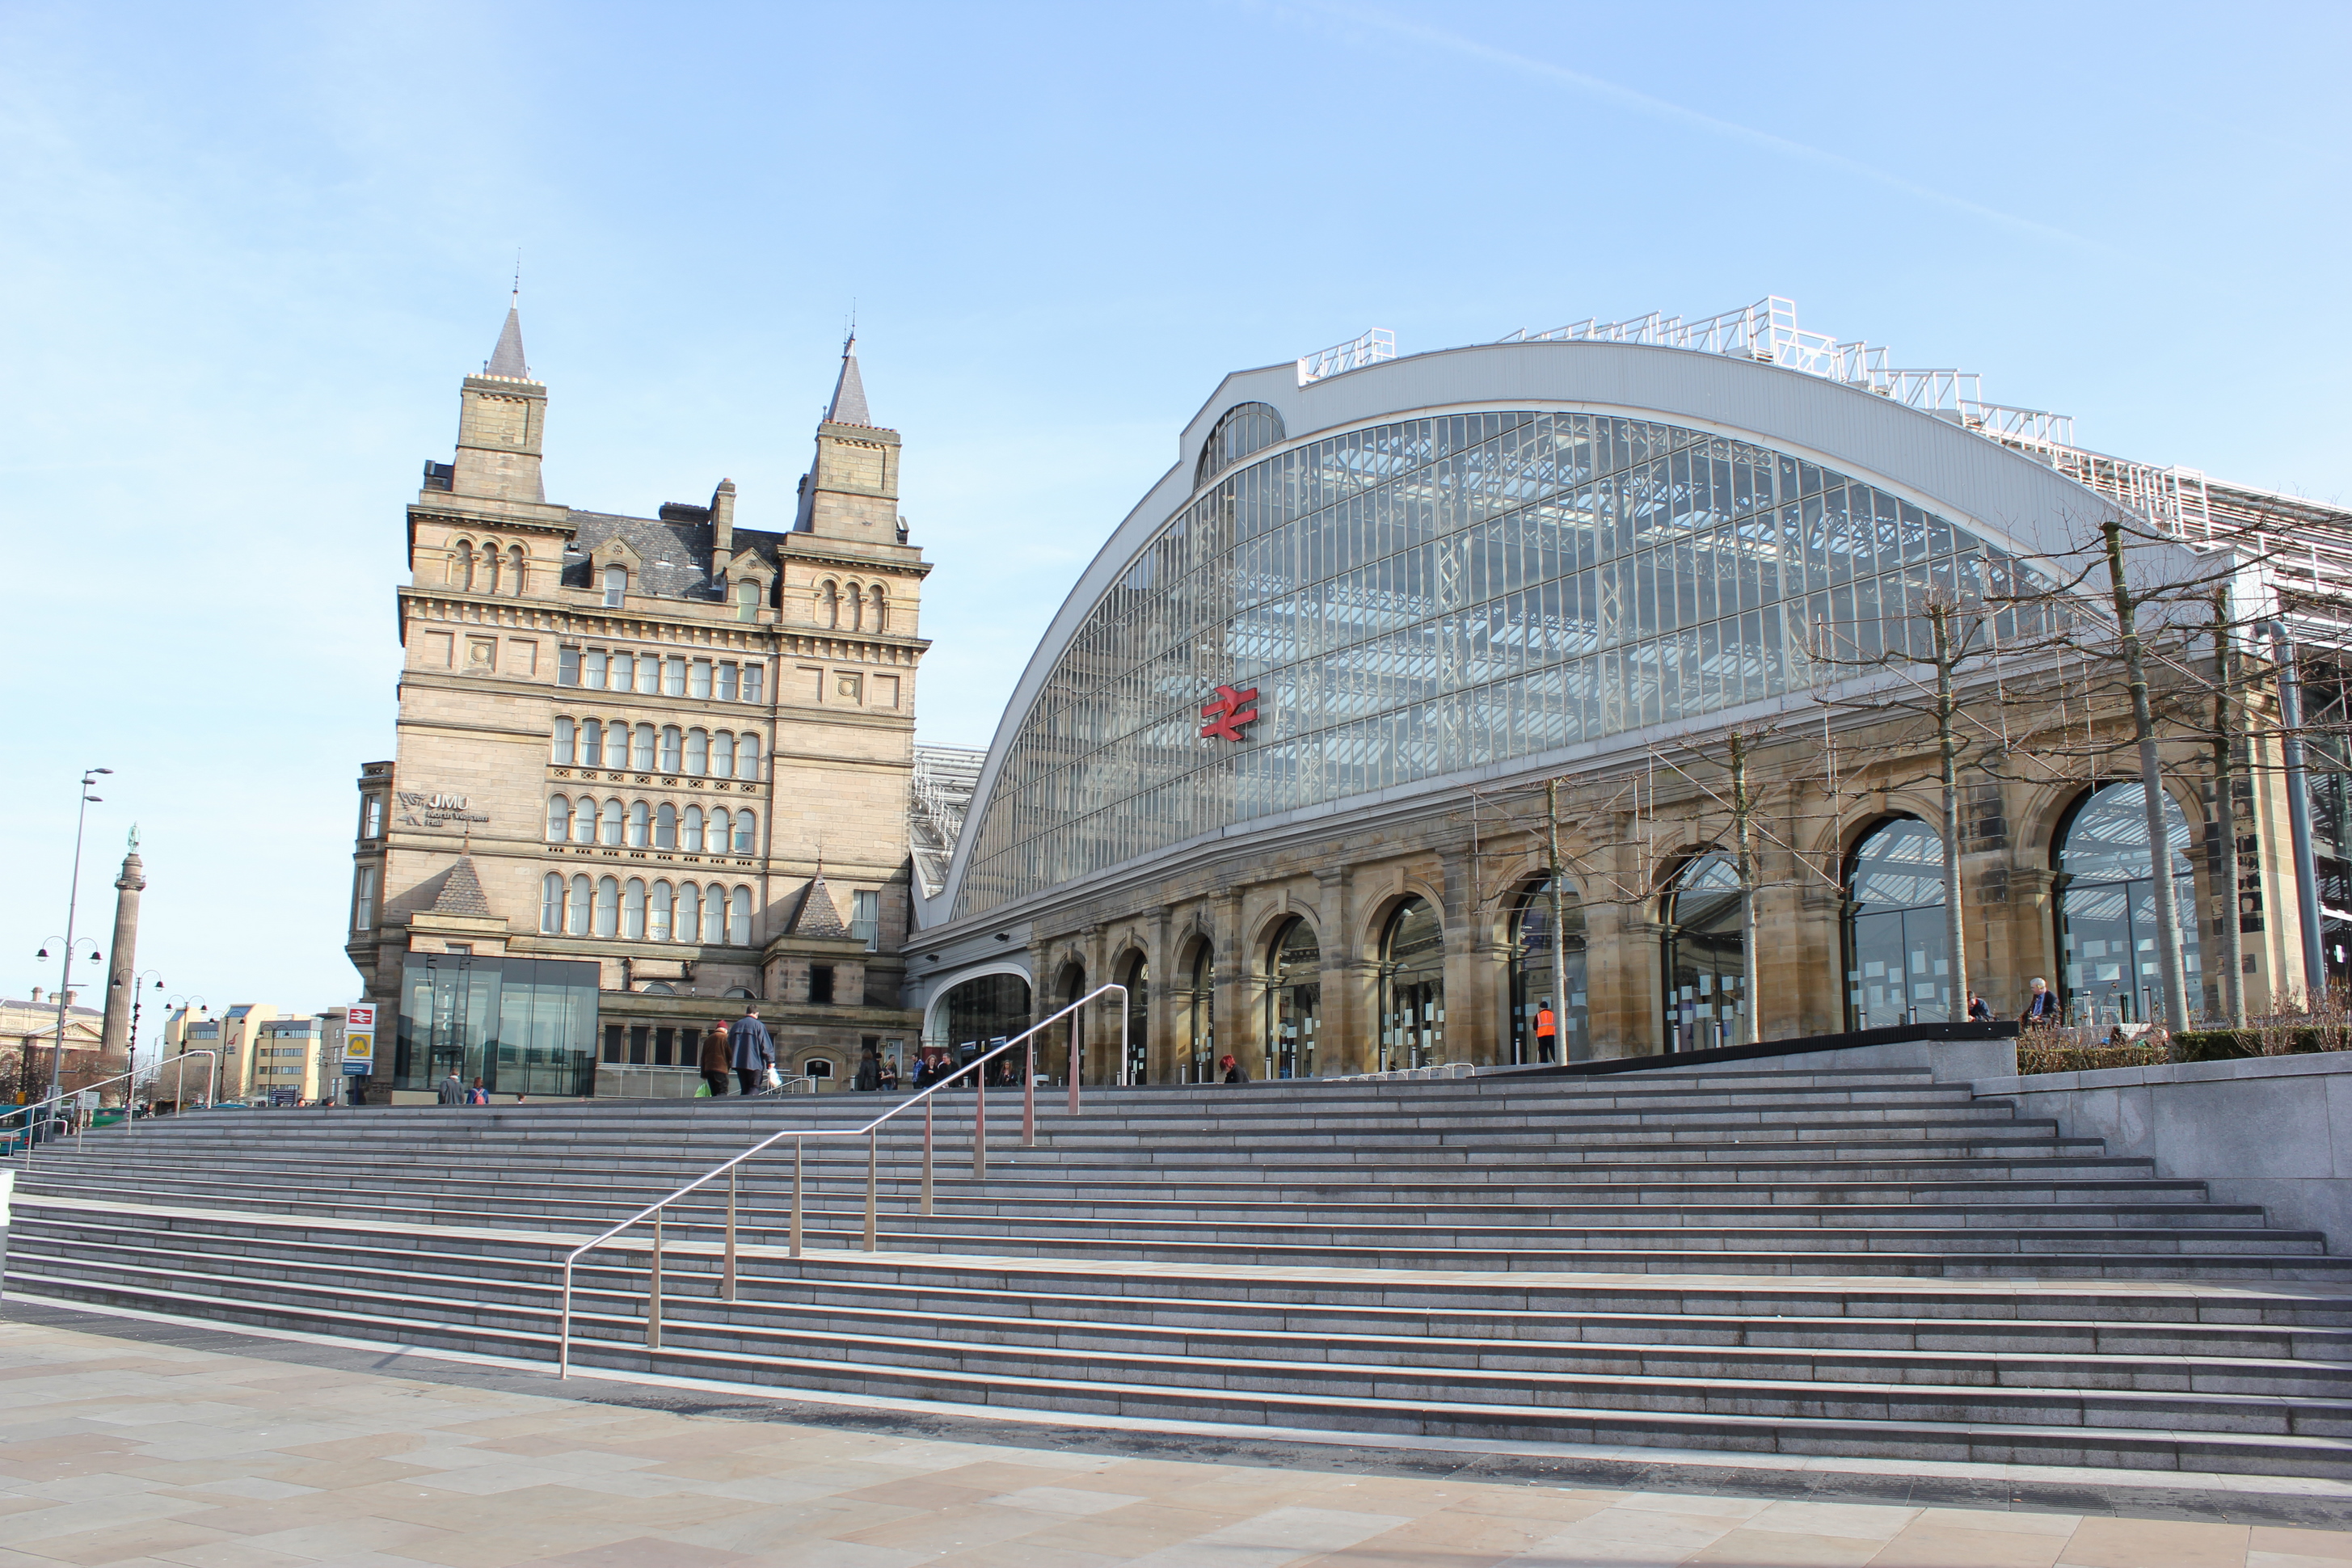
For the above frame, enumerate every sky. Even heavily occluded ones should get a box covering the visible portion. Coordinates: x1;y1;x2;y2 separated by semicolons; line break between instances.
2;0;2346;1020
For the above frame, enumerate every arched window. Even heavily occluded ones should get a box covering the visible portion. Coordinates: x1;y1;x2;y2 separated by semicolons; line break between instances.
551;717;575;765
451;540;474;588
655;803;677;849
483;541;501;595
736;579;761;622
685;728;709;774
683;805;705;853
602;565;626;608
702;882;727;943
2056;782;2203;1026
1663;854;1745;1052
677;882;700;942
869;586;887;631
732;810;756;854
1378;896;1445;1071
571;799;595;844
567;875;591;936
1510;875;1587;1064
626;800;649;848
632;723;655;770
1119;953;1149;1085
622;878;647;940
1846;819;1949;1031
1186;944;1216;1083
598;798;622;846
507;544;525;596
1195;403;1287;488
649;879;673;941
727;885;753;946
847;581;865;632
660;726;681;772
711;731;735;778
1263;917;1321;1080
540;875;562;934
581;719;604;769
737;733;760;778
546;795;570;842
594;876;619;938
710;807;731;853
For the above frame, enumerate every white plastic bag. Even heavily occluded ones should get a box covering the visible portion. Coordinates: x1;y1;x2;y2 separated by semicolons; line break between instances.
762;1065;782;1092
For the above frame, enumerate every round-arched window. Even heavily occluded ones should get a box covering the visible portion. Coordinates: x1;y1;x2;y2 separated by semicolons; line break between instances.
1264;917;1320;1080
1119;953;1149;1085
1511;875;1587;1063
1846;818;1949;1031
1185;942;1216;1084
2056;782;2202;1026
1663;854;1744;1051
1378;896;1444;1071
1195;403;1286;489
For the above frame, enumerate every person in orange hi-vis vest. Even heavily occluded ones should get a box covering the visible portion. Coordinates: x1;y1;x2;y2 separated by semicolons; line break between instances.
1534;1004;1557;1063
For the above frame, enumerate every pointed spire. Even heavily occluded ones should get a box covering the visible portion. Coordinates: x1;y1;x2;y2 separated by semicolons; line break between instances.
484;294;531;380
430;858;492;918
825;334;869;426
787;874;853;940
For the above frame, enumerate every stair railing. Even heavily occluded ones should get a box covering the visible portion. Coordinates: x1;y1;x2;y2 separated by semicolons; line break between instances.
556;982;1128;1378
2;1052;216;1164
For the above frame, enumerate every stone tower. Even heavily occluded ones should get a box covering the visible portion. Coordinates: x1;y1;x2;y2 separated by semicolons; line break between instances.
101;831;145;1072
794;336;903;539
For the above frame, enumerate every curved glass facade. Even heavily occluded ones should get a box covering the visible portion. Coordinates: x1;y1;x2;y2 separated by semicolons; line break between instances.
959;409;2043;920
1195;403;1285;487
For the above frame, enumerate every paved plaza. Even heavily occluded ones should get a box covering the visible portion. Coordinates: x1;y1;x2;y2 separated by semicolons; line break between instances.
2;1313;2350;1567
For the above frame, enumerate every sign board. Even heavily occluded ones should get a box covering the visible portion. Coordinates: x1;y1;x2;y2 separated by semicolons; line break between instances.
344;1005;376;1075
269;1088;297;1107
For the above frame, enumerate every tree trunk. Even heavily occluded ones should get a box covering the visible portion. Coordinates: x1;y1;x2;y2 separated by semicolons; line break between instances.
2213;588;2246;1026
2101;517;2193;1032
1931;603;1971;1022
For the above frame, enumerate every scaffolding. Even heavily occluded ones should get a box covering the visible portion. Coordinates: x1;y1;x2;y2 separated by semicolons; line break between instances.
912;745;986;900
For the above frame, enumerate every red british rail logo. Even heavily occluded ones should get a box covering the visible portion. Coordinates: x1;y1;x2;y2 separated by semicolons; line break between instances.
1199;683;1260;742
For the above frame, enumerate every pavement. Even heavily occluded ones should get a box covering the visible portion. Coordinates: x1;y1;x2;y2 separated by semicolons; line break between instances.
2;1308;2350;1568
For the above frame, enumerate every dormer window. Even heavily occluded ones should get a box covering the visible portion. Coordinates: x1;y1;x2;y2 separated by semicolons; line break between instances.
601;566;626;608
736;580;761;622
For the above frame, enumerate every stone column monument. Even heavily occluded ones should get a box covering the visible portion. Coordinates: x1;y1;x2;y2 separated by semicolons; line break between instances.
100;830;145;1077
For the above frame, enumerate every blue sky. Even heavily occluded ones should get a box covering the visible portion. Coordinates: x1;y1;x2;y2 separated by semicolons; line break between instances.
2;0;2345;1018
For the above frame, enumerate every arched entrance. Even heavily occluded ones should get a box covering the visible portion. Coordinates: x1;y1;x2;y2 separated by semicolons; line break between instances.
1056;962;1089;1083
1663;854;1744;1052
1378;896;1444;1071
1185;942;1216;1083
2056;782;2203;1026
1510;875;1587;1063
1263;917;1320;1080
1118;951;1149;1085
1845;818;1949;1030
931;971;1033;1079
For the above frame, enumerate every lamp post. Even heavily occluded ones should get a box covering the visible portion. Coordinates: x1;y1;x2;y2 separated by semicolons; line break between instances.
128;971;164;1104
43;769;112;1119
33;934;103;1135
163;995;209;1110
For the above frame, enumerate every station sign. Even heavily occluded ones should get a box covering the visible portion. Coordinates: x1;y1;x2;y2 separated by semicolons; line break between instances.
344;1004;376;1075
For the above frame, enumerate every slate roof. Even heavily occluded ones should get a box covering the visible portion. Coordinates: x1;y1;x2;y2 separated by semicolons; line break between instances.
563;512;790;601
826;337;870;426
787;875;853;940
485;301;530;380
431;858;492;918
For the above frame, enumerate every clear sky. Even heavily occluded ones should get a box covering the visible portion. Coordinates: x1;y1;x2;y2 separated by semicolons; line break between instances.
2;1;2346;1020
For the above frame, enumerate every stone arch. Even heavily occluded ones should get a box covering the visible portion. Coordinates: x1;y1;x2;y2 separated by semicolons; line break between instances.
1357;879;1446;963
451;539;474;590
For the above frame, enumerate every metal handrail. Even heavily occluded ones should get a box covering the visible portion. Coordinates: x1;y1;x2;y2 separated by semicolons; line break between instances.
3;1050;219;1163
556;982;1129;1377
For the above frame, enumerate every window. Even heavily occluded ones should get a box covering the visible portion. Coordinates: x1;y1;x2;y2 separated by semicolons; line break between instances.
581;718;604;769
602;566;626;607
1664;855;1745;1052
736;580;760;622
1195;402;1286;487
352;866;377;932
546;795;570;841
1845;819;1949;1031
540;875;563;934
662;656;685;696
609;652;633;692
2056;782;2203;1026
1378;896;1445;1072
598;798;622;845
626;800;649;847
571;799;594;844
650;879;673;941
482;541;500;595
583;649;607;689
852;889;879;950
704;883;727;943
804;1058;834;1081
551;718;575;765
685;729;708;774
677;883;700;942
742;663;763;702
568;875;591;936
683;805;704;853
733;810;756;854
1509;875;1587;1064
594;877;619;938
820;580;840;628
361;795;385;838
1263;917;1320;1080
635;655;657;695
622;878;647;940
737;734;760;778
711;731;735;778
809;964;835;1004
689;659;713;698
559;647;580;686
709;807;731;853
728;885;753;945
456;540;475;591
846;584;864;633
660;726;681;771
631;723;655;770
717;662;739;702
508;544;525;596
869;587;887;632
655;803;677;849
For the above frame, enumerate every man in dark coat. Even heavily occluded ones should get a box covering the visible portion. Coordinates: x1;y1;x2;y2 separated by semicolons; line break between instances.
728;1006;774;1097
437;1070;465;1106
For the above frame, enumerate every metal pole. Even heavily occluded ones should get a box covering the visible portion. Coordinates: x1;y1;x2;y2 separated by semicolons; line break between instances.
1119;990;1130;1090
789;1138;803;1258
921;1098;934;1216
646;1209;663;1350
973;1065;987;1178
1546;778;1569;1064
558;1259;573;1379
46;769;108;1119
1068;1005;1080;1115
2273;626;2328;1004
1022;1034;1035;1148
864;1129;878;1252
722;1164;737;1302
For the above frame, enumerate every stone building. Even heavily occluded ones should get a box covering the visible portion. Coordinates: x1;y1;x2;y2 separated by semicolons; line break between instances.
4;989;103;1104
345;302;930;1097
908;301;2352;1080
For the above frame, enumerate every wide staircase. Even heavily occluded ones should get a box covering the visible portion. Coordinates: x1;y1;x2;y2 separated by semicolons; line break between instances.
8;1063;2352;1478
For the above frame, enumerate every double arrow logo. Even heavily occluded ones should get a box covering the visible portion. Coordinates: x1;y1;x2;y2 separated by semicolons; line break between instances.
1199;684;1260;742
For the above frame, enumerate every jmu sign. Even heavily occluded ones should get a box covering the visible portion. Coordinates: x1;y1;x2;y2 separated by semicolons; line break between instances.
1199;684;1260;742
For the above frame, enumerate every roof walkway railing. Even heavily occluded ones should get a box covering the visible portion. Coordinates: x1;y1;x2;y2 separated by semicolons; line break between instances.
556;983;1129;1378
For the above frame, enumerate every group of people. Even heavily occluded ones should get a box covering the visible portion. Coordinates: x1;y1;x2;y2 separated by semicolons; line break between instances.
698;1005;783;1097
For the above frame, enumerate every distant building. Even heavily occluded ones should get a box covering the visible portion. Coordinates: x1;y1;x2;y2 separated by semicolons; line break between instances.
252;1017;324;1104
4;988;103;1103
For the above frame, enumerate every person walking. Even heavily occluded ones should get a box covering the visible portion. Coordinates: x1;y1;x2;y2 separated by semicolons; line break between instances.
1220;1053;1247;1084
437;1069;464;1106
1533;1003;1558;1064
729;1005;774;1097
464;1077;491;1105
2020;977;2060;1027
854;1043;881;1092
1966;992;1995;1022
698;1027;731;1099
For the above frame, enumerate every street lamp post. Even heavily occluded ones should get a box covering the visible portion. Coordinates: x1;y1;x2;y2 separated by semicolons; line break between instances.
162;995;209;1110
44;769;113;1121
128;971;164;1105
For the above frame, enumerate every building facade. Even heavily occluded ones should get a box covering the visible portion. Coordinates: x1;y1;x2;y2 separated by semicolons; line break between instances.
908;300;2352;1080
346;305;931;1097
4;989;103;1104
